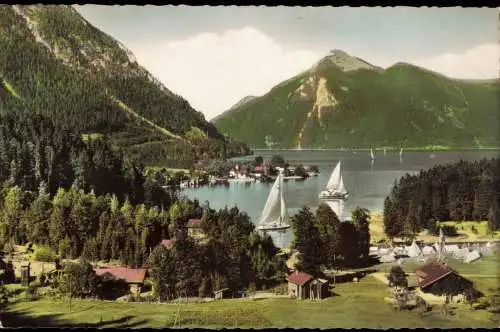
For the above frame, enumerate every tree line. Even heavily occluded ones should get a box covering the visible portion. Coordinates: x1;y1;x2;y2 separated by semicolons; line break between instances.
383;158;500;239
291;204;371;276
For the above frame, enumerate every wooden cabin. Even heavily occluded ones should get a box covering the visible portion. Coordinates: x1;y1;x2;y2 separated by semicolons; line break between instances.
95;268;148;298
415;260;479;303
287;271;328;300
185;219;204;239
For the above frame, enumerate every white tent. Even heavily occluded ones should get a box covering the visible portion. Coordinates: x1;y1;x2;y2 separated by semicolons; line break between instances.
407;240;422;258
393;246;406;256
464;250;481;263
444;244;460;253
422;245;435;255
378;248;392;256
379;253;396;263
453;248;470;259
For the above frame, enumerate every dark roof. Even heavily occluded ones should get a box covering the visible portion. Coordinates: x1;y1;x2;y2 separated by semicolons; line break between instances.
415;261;456;289
186;219;202;228
95;268;147;284
287;271;313;286
160;239;174;249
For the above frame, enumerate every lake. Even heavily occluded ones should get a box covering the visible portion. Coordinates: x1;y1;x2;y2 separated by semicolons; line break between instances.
182;149;499;248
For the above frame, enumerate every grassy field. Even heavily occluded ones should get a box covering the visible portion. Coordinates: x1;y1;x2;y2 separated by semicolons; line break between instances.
369;214;500;244
1;275;496;328
376;253;500;297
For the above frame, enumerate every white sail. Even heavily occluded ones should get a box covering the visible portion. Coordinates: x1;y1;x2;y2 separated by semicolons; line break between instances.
383;148;386;156
338;175;347;194
279;172;290;226
326;161;341;191
325;199;344;220
370;148;375;160
259;174;282;226
399;148;403;156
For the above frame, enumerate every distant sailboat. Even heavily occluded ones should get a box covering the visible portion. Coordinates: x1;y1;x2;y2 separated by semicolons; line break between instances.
383;148;386;156
319;161;348;200
370;148;375;160
399;148;403;163
257;170;291;231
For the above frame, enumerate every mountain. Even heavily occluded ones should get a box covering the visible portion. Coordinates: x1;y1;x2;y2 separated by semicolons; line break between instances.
212;95;257;122
0;5;249;168
213;49;499;149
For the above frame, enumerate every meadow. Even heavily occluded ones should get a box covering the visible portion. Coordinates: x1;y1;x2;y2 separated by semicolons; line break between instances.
1;274;496;328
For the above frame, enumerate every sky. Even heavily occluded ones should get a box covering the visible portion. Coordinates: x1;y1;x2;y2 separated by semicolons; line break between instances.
75;6;499;120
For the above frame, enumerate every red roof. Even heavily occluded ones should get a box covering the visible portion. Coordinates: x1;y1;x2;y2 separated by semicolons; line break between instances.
287;270;313;286
160;239;174;249
95;268;147;284
416;261;456;289
186;219;202;228
253;165;265;172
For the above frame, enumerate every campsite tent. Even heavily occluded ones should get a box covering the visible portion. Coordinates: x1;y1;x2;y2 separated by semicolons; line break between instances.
422;246;435;255
407;240;422;258
464;250;481;263
379;253;396;263
444;244;460;253
453;248;470;260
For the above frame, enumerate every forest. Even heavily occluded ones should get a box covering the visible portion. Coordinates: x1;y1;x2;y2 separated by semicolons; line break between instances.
0;5;250;168
0;110;281;300
291;204;371;276
383;158;500;239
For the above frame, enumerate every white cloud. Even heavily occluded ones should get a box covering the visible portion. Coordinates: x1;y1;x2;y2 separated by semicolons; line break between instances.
409;43;498;80
128;26;322;120
129;29;498;121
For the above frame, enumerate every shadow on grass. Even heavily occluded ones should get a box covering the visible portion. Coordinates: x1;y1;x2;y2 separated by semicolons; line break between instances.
0;303;148;328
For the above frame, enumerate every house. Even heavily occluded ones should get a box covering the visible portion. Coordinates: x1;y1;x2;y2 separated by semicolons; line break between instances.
94;268;148;298
415;261;477;303
253;165;265;173
159;239;174;249
287;270;328;300
185;219;204;238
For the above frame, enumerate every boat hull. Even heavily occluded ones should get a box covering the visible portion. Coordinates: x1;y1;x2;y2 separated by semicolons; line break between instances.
319;191;348;200
257;224;291;231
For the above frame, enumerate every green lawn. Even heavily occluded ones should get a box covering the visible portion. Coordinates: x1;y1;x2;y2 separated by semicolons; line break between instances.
1;275;496;328
377;253;500;296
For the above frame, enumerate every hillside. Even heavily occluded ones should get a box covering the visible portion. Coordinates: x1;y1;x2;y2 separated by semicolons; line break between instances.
213;50;500;149
0;5;249;168
212;95;257;122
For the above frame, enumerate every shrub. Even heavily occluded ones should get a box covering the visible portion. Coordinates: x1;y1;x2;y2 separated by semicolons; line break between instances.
440;225;458;237
25;283;39;301
32;246;58;262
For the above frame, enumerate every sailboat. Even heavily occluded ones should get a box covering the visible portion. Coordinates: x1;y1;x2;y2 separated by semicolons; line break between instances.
399;148;403;163
383;148;386;156
319;161;348;200
370;148;375;160
256;170;291;231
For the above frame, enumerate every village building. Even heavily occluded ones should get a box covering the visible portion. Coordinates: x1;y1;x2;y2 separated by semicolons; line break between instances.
414;261;478;303
287;270;328;300
159;239;174;249
94;268;148;298
185;219;204;239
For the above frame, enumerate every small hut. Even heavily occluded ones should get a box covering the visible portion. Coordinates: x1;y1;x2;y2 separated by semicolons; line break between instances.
287;271;328;300
213;288;230;300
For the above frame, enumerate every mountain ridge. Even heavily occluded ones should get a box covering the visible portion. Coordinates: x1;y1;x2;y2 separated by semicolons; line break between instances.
0;4;249;167
213;50;499;149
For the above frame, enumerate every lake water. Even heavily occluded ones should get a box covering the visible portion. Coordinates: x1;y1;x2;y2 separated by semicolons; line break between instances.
182;149;499;248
